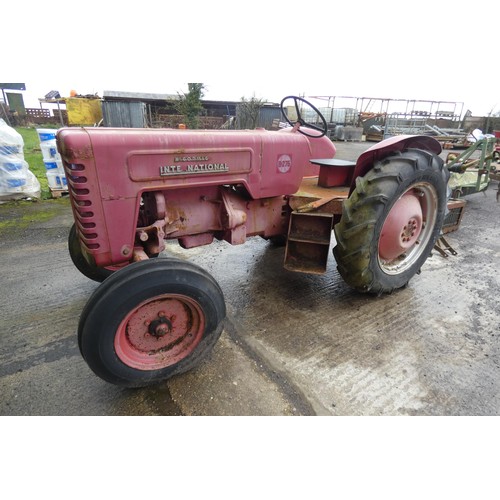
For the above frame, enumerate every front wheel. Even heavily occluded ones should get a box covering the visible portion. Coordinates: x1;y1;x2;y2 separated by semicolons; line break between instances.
68;224;117;282
333;148;449;294
78;258;226;387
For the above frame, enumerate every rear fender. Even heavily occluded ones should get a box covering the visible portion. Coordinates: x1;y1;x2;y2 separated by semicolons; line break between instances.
349;135;442;194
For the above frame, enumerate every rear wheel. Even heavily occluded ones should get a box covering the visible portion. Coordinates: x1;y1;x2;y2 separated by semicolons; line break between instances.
333;148;449;294
78;258;226;387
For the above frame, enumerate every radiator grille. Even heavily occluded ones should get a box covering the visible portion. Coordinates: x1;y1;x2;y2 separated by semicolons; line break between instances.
64;161;101;251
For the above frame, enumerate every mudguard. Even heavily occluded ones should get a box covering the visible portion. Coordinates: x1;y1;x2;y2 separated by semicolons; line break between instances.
350;135;442;194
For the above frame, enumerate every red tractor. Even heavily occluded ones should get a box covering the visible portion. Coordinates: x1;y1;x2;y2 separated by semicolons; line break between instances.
57;96;449;387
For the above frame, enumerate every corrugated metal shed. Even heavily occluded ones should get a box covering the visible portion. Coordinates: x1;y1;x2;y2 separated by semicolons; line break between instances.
101;101;147;128
236;104;283;129
103;90;178;102
257;106;283;129
101;90;281;129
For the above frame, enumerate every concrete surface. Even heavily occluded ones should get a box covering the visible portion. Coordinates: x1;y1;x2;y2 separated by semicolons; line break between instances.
0;141;499;415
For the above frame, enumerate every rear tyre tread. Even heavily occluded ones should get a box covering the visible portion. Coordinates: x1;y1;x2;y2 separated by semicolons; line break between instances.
333;148;448;294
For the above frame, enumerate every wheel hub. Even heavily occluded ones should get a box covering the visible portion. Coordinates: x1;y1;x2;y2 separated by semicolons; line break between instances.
147;316;173;338
401;217;419;242
379;192;423;261
115;295;205;370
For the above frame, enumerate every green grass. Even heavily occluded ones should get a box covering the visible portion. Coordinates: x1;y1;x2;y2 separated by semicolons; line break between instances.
0;201;59;233
0;196;71;238
15;125;59;200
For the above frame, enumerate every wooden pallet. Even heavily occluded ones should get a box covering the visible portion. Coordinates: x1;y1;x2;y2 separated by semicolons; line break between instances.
50;188;69;199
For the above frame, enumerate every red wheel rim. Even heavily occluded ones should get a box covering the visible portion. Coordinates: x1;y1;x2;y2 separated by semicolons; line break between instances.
379;190;423;261
377;183;438;275
114;294;205;370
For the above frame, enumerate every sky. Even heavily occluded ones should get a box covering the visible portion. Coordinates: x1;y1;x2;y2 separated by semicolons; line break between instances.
3;0;499;117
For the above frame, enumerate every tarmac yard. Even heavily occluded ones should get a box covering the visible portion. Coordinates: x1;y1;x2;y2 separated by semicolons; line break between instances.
0;141;499;416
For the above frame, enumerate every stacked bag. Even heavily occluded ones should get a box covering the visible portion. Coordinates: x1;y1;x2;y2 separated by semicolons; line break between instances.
0;119;40;202
37;128;68;191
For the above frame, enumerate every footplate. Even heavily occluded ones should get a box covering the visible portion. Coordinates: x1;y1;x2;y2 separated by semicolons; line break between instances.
284;212;333;274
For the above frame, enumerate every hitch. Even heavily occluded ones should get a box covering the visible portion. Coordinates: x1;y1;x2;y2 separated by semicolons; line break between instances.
434;236;457;258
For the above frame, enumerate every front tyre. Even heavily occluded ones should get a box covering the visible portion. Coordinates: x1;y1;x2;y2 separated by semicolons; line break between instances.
333;148;449;294
78;258;226;387
68;224;116;282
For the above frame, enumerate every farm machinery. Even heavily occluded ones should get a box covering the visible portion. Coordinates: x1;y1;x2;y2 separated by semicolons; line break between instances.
57;96;450;387
493;130;500;163
445;134;498;197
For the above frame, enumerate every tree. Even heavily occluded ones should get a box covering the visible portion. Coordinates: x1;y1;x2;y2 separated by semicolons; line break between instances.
236;95;266;129
176;83;206;129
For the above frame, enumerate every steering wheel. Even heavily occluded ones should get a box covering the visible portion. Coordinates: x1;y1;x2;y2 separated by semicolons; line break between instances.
280;96;328;138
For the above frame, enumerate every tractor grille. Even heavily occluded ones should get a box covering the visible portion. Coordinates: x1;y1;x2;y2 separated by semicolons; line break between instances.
63;161;101;252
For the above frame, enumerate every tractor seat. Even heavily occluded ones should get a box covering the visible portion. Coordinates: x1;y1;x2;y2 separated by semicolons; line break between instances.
310;158;356;188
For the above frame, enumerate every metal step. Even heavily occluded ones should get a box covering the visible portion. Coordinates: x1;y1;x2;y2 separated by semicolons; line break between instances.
284;212;333;274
